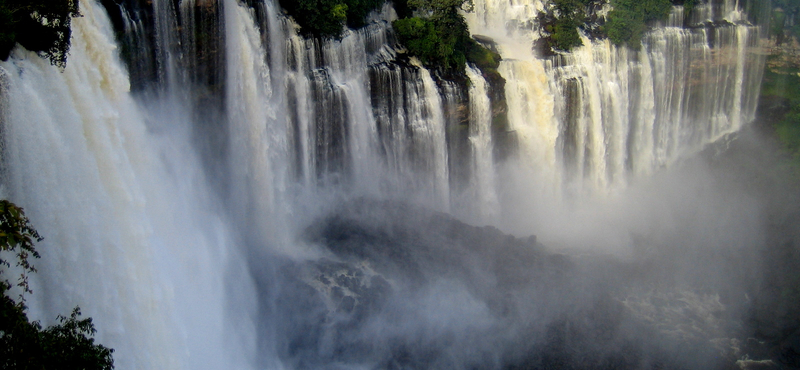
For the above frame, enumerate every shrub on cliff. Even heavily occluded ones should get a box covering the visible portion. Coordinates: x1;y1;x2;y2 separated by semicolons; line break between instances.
276;0;491;75
771;0;800;44
392;0;497;75
537;0;602;52
0;0;80;67
550;16;583;51
540;0;684;53
606;0;673;48
773;0;800;16
392;9;471;72
278;0;385;38
0;200;115;369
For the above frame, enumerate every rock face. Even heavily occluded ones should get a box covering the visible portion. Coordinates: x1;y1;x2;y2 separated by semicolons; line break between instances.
245;198;757;370
270;199;568;369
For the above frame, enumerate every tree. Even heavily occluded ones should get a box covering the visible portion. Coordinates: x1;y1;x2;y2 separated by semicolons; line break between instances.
0;0;80;67
393;9;471;71
0;200;115;369
277;0;385;39
606;0;673;48
407;0;472;13
550;16;583;51
392;0;491;75
273;0;488;75
537;0;603;53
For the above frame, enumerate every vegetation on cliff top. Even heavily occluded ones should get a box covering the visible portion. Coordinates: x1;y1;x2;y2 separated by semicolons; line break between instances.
276;0;385;38
392;0;477;74
771;0;800;45
391;0;501;75
0;0;80;67
0;200;115;369
758;15;800;176
540;0;694;53
605;0;673;48
761;65;800;174
277;0;701;70
277;0;496;75
773;0;800;23
537;0;601;51
762;0;800;173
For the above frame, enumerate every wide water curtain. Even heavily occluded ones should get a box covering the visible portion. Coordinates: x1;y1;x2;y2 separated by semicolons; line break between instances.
0;0;768;368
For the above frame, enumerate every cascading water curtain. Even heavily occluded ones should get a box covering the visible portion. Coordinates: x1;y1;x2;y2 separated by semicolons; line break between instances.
0;0;769;368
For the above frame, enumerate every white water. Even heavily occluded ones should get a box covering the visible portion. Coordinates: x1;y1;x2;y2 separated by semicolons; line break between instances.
0;0;252;369
462;0;766;239
464;66;498;223
0;0;768;368
469;0;765;196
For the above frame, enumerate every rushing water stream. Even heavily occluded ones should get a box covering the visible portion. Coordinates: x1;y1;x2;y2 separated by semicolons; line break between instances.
0;0;776;368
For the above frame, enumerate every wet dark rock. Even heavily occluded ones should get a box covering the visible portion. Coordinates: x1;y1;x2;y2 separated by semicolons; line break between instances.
472;35;499;54
247;198;771;369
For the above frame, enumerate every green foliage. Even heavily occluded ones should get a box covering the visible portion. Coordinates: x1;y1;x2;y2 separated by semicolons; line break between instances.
278;0;385;38
408;0;472;13
761;1;800;173
465;40;499;70
1;299;115;370
0;0;80;67
277;0;487;74
393;17;438;63
760;64;800;99
760;64;800;174
606;0;672;48
0;200;41;300
392;0;486;75
342;0;387;29
771;0;800;44
640;0;673;22
550;16;583;51
606;7;645;48
0;200;115;369
682;0;696;15
552;0;594;16
538;0;601;53
539;0;692;52
775;112;800;174
393;15;468;71
772;9;787;42
768;0;800;45
777;112;800;161
773;0;800;13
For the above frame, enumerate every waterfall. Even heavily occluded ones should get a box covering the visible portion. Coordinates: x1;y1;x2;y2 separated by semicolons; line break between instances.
0;0;252;368
466;0;766;201
463;66;499;223
0;0;769;368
